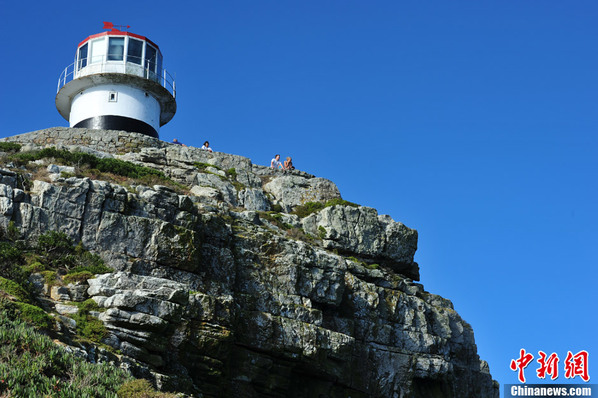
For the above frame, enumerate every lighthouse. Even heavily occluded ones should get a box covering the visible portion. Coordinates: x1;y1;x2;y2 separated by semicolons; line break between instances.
56;22;176;138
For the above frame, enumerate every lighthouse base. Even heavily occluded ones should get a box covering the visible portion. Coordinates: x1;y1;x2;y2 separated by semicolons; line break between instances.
73;115;158;138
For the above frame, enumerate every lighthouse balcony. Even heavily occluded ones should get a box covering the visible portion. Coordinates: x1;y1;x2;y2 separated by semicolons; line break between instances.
57;57;176;99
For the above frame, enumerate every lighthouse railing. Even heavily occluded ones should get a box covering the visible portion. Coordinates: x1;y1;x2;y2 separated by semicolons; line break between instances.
57;58;176;98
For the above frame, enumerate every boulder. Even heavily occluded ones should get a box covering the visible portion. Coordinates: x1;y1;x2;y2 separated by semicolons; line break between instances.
263;175;341;212
302;205;419;279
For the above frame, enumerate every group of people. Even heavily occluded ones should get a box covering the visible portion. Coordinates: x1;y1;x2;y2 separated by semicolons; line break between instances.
172;139;213;153
173;139;295;171
270;154;294;171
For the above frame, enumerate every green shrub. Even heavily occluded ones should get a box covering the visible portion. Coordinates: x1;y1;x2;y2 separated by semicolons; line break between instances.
285;227;313;242
0;313;130;396
194;162;221;171
24;260;46;273
0;277;31;303
69;252;113;274
12;147;165;179
324;198;359;208
346;256;361;264
70;312;107;343
0;241;28;286
13;302;53;329
117;378;177;398
37;231;74;267
76;298;102;313
60;171;77;178
0;142;21;153
226;168;237;179
0;242;23;266
346;256;379;270
70;299;108;343
63;271;94;285
41;270;58;286
0;221;20;241
292;202;325;218
35;231;113;274
271;204;283;213
259;212;289;230
318;226;327;239
293;198;360;218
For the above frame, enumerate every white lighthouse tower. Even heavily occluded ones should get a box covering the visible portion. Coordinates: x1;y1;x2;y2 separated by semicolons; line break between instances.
56;22;176;138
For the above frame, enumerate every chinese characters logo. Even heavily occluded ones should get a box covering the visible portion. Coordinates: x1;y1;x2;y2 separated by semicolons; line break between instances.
510;349;589;383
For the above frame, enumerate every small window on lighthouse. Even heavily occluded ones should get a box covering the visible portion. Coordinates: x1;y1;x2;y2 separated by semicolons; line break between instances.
127;38;143;65
109;92;118;102
108;37;125;61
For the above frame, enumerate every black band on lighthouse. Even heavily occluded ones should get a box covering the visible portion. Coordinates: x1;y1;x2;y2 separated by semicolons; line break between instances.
74;115;159;138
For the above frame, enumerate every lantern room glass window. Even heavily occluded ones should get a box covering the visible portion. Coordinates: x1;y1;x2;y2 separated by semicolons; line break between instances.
108;37;125;61
157;52;163;77
78;43;88;70
127;38;143;65
145;44;157;73
73;35;168;85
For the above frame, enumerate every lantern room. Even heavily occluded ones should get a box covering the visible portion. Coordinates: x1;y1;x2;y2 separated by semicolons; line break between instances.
56;23;176;138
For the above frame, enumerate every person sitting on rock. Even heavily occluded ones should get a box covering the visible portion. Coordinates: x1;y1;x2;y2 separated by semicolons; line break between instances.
201;141;213;152
270;154;283;170
283;156;295;171
173;138;186;146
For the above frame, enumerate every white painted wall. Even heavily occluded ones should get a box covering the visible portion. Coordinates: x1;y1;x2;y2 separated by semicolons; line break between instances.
69;84;160;131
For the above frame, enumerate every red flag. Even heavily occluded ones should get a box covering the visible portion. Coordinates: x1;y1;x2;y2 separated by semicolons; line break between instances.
103;21;114;30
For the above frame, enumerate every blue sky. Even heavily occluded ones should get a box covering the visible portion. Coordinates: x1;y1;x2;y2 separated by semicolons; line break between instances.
1;0;596;394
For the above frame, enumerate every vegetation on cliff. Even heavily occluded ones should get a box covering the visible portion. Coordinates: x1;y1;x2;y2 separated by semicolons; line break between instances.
0;228;173;397
0;311;129;397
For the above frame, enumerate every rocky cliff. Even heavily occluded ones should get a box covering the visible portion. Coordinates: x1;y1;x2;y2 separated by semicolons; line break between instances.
0;127;499;397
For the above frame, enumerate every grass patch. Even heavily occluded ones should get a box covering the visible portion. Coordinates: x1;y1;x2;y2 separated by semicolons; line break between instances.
292;198;360;218
0;277;31;303
9;301;53;329
12;147;164;179
318;226;327;239
194;162;221;172
73;298;103;313
226;168;237;179
62;271;94;285
41;270;58;286
346;256;380;270
117;379;177;397
69;299;108;343
292;202;325;218
9;147;188;193
70;312;107;343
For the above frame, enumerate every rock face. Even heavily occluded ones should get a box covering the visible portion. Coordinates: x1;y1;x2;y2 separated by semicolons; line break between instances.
0;127;499;397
